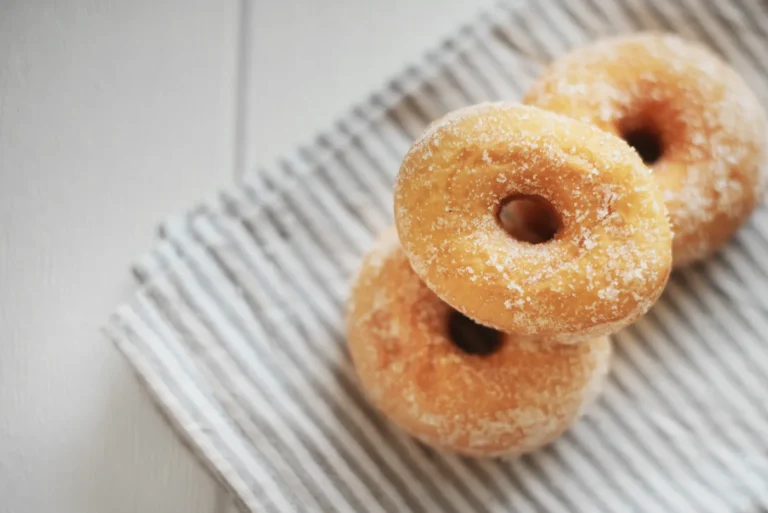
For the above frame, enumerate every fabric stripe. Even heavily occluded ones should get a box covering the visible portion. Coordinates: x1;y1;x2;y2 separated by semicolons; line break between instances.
593;0;642;32
496;4;550;62
107;0;768;511
167;221;412;513
115;298;290;512
627;320;741;476
647;308;765;503
519;1;571;56
209;194;478;513
593;388;700;511
472;37;528;97
553;0;606;36
150;243;347;512
609;333;734;511
294;159;494;513
741;0;768;39
110;320;277;513
463;31;524;98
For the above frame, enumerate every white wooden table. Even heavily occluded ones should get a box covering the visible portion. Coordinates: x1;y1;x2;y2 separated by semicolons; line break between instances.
0;1;479;511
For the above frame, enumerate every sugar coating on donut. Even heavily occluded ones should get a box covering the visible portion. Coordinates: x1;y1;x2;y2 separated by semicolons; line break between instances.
363;226;401;271
394;102;672;340
524;33;768;266
346;228;612;457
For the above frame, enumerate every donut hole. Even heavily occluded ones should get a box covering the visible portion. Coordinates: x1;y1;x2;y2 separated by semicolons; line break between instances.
498;195;559;244
448;310;503;356
622;124;663;165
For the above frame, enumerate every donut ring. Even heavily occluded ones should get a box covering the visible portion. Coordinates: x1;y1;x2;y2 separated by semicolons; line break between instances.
524;33;768;267
394;102;672;342
346;228;612;457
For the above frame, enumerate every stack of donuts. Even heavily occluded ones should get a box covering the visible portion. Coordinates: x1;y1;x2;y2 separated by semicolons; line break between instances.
347;34;767;457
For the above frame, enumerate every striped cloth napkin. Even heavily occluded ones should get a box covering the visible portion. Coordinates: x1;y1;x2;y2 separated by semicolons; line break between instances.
105;0;768;511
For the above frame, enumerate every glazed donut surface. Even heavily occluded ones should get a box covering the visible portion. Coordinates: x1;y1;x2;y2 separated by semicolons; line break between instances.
346;228;612;457
394;102;672;342
524;33;768;267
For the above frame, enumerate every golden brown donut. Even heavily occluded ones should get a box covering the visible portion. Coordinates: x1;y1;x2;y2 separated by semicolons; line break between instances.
394;102;672;343
346;228;612;457
524;33;768;267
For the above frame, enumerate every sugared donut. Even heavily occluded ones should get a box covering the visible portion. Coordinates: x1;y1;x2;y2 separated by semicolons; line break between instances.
523;33;768;267
346;228;612;457
393;102;672;343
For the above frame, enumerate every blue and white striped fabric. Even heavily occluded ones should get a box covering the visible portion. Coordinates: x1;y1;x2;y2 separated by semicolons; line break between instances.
105;1;768;511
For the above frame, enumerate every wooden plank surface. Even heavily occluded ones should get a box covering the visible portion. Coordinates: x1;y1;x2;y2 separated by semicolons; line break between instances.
1;1;486;512
243;0;483;172
0;1;239;512
226;1;483;512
